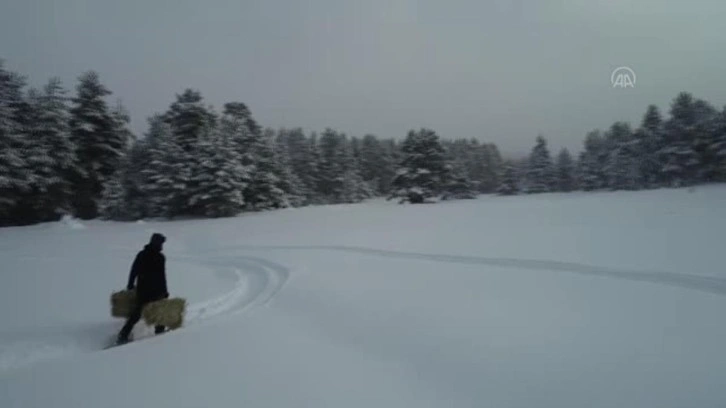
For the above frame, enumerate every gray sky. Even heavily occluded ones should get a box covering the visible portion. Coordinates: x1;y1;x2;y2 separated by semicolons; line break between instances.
2;0;726;156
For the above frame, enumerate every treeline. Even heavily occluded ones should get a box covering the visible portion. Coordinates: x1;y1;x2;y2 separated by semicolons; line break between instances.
0;60;503;225
2;57;725;226
503;93;726;195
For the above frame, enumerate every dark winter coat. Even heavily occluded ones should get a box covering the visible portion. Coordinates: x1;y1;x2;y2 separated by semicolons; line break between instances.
127;244;168;303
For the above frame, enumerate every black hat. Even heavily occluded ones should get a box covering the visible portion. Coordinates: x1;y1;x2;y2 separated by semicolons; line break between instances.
150;233;166;245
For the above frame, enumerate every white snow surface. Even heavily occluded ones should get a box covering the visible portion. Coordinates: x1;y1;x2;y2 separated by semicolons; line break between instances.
1;186;726;407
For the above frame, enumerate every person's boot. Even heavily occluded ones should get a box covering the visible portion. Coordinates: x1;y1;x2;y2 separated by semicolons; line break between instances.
116;333;131;345
116;325;133;345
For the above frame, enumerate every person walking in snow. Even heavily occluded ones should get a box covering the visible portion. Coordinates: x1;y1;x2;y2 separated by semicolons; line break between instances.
117;233;169;345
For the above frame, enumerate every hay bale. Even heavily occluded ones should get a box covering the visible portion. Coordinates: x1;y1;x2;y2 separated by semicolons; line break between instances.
111;289;137;318
142;298;186;330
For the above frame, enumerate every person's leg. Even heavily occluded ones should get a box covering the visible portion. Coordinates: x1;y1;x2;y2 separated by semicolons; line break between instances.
117;304;143;343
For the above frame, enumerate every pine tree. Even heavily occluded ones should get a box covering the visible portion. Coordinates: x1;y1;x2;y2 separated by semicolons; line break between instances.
24;78;80;221
160;90;217;215
122;139;152;219
634;105;665;188
380;139;400;195
710;107;726;181
69;71;125;219
476;143;503;193
692;99;719;182
277;128;319;204
187;130;247;217
273;131;306;207
314;129;369;204
497;160;520;195
358;134;396;196
307;133;324;204
316;129;344;202
660;92;700;187
20;88;56;222
98;173;127;220
111;101;135;150
139;115;188;218
163;89;216;153
526;135;555;193
442;166;477;200
341;167;374;203
219;103;287;210
391;128;450;203
0;62;33;225
555;148;576;192
604;122;641;190
577;130;607;191
243;128;289;210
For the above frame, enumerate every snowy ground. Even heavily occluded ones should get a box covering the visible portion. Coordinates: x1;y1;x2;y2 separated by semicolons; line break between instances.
1;186;726;407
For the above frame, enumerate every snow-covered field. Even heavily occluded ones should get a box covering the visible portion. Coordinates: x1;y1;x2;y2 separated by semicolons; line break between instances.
1;186;726;407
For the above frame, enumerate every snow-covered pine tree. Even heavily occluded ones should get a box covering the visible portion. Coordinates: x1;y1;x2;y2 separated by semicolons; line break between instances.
111;101;135;151
604;122;641;190
243;128;289;210
314;129;370;204
36;78;79;219
15;86;68;225
350;136;361;161
526;135;555;193
380;139;400;195
277;128;319;204
691;99;719;183
163;89;216;153
218;102;287;211
391;128;450;203
98;172;128;220
358;134;396;196
577;130;607;191
161;89;217;215
341;167;374;203
634;105;665;188
442;166;477;200
186;129;247;218
0;62;35;225
139;115;189;218
710;107;726;182
307;133;324;204
272;130;305;207
555;148;576;192
316;129;347;203
69;71;125;219
121;138;151;219
497;160;520;195
477;143;503;193
660;92;700;187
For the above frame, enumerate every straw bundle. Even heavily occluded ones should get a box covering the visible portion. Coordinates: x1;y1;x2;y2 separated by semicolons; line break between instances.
110;289;137;318
142;298;186;330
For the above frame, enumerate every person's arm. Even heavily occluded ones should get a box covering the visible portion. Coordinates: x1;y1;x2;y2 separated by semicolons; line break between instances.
127;253;141;290
160;255;169;298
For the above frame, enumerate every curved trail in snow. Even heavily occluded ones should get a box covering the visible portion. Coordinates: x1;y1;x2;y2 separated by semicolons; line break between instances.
202;244;726;296
0;255;290;373
180;255;290;325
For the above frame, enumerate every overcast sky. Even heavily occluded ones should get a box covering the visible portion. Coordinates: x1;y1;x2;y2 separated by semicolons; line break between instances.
2;0;725;156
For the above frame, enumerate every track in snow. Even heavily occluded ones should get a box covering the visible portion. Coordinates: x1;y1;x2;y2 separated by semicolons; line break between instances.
181;255;290;325
202;244;726;296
